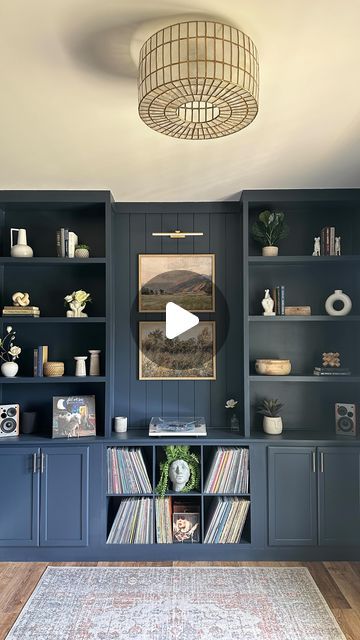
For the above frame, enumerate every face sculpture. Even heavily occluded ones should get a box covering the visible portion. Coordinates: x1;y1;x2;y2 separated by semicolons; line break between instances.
169;459;190;492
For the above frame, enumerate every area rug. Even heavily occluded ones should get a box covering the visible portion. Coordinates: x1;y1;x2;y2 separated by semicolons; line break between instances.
6;566;345;640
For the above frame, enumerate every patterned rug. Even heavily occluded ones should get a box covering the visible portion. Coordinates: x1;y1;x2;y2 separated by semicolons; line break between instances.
6;566;345;640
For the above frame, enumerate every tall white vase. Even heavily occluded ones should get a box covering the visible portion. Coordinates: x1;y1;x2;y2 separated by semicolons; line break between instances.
74;356;87;376
89;350;101;376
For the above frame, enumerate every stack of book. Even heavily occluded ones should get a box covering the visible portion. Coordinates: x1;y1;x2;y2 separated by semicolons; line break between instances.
107;447;152;494
204;447;249;494
155;497;173;544
107;497;153;544
321;226;336;255
3;305;40;317
56;229;79;258
33;346;48;376
271;286;285;315
204;497;250;544
313;367;351;376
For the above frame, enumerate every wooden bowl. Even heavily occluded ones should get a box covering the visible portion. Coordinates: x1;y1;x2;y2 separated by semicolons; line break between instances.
255;359;291;376
43;361;65;377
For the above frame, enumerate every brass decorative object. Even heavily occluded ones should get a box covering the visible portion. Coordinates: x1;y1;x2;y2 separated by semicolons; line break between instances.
152;230;204;239
138;21;259;140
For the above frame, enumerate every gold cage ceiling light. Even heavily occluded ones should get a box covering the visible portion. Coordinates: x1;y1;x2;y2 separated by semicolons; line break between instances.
138;20;259;140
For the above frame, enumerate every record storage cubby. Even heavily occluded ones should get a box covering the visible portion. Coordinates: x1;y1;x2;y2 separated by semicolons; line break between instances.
105;444;251;545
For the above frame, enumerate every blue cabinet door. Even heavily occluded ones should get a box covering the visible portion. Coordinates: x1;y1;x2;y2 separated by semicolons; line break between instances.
268;446;317;546
0;447;40;546
40;446;89;546
318;447;360;546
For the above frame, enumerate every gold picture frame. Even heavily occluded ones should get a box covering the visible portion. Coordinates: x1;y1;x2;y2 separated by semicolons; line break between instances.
138;254;215;313
139;321;216;380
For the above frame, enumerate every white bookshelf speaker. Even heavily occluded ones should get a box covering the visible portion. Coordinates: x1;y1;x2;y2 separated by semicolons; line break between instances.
0;404;19;437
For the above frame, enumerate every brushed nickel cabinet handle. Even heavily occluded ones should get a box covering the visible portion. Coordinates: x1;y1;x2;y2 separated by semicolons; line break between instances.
320;452;324;473
41;452;45;474
312;451;316;473
32;453;37;474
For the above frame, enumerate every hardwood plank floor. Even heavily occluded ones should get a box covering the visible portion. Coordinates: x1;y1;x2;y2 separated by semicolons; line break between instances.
0;562;359;639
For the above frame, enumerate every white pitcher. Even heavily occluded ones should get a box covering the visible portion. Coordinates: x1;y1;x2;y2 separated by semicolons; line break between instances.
10;228;33;257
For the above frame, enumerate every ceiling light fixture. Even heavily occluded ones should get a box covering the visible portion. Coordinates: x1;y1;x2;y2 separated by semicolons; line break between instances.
138;20;259;140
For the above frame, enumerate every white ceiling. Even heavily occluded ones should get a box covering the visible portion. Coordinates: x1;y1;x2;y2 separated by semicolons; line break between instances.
1;0;360;201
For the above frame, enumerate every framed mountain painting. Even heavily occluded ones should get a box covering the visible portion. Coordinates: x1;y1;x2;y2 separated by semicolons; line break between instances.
138;254;215;312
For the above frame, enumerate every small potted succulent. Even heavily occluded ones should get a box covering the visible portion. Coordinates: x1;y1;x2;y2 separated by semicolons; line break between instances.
251;210;289;256
257;398;284;434
0;325;21;377
75;244;90;258
225;398;240;432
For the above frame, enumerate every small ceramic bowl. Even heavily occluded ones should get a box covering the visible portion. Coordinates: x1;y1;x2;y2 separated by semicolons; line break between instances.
255;359;291;376
43;361;65;377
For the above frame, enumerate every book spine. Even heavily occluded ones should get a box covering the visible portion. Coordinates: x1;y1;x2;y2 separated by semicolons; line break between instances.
64;229;69;257
321;228;325;255
33;348;38;377
276;286;281;316
271;288;277;315
280;286;285;315
330;226;335;256
37;346;43;376
325;227;330;255
56;230;61;257
60;228;65;258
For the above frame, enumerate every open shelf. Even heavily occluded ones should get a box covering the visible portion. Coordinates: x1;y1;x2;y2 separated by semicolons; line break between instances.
248;255;360;264
0;257;106;265
249;315;360;322
0;376;106;384
0;317;106;324
250;375;360;382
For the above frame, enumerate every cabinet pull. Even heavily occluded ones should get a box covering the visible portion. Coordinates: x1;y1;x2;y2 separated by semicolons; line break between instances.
41;452;45;474
312;451;316;473
32;453;37;474
320;452;324;473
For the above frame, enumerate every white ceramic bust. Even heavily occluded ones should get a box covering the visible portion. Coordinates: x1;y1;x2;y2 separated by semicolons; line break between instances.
169;459;190;492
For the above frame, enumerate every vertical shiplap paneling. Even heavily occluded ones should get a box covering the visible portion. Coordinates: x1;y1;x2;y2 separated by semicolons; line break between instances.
161;212;179;417
209;212;227;427
225;211;243;419
177;212;195;416
194;213;211;425
113;212;130;420
130;213;147;426
144;213;163;424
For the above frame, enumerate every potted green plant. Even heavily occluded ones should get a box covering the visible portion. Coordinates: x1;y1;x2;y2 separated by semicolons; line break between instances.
75;244;90;258
156;445;200;497
251;211;289;256
257;398;284;434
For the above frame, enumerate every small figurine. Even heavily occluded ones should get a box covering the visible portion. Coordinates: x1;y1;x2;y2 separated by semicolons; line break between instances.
322;352;341;368
261;289;275;316
312;237;321;256
64;290;91;318
12;291;30;307
335;236;341;256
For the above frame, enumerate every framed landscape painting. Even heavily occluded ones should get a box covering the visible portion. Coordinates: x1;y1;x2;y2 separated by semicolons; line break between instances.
138;254;215;312
139;321;216;380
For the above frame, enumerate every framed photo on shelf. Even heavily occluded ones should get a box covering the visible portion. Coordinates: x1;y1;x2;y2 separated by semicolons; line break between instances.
52;395;96;438
139;321;216;380
138;254;215;312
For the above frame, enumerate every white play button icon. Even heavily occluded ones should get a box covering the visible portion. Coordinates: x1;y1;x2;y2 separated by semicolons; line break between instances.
166;302;199;339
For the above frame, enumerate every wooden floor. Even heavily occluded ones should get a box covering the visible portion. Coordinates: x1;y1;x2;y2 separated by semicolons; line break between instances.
0;562;360;639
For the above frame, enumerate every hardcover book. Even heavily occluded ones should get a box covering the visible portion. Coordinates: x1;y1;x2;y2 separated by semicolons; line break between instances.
52;395;96;438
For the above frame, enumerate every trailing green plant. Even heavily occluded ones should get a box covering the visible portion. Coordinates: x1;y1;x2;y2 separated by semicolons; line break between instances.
256;398;284;417
251;211;289;247
156;445;200;497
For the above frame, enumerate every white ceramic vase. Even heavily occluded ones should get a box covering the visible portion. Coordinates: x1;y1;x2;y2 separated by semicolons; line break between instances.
262;246;278;257
325;289;352;316
10;228;33;257
74;356;87;376
75;248;89;258
88;350;101;376
263;416;283;435
1;361;19;377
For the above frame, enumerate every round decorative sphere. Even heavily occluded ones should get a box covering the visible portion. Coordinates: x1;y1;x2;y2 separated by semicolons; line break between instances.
325;289;352;316
138;21;259;140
